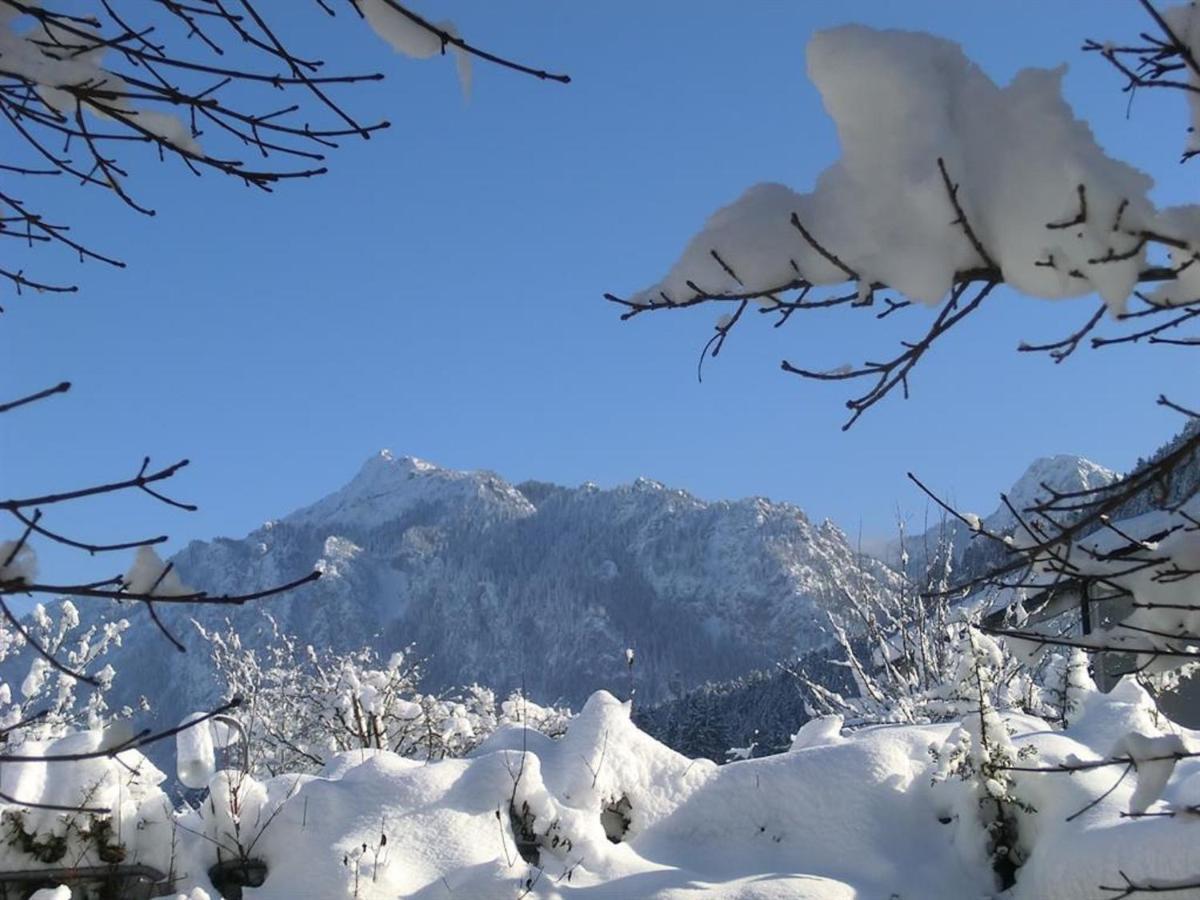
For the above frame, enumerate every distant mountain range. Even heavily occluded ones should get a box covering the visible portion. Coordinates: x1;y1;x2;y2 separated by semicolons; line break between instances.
83;451;904;724
57;447;1133;755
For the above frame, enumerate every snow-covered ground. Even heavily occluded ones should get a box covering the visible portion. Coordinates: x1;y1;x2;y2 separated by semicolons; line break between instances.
12;679;1199;900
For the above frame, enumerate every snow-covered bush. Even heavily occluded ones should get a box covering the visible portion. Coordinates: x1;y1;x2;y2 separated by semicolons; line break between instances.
797;528;1065;729
199;615;571;776
800;556;1051;887
178;766;291;892
928;629;1039;890
797;527;960;725
0;729;175;885
0;561;215;888
0;600;132;746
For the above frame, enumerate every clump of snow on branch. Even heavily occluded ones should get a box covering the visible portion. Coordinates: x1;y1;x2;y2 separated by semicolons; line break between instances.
0;13;201;154
630;26;1160;312
0;541;36;584
122;546;193;597
1163;3;1200;156
176;711;219;790
357;0;472;95
1149;204;1200;306
0;0;476;163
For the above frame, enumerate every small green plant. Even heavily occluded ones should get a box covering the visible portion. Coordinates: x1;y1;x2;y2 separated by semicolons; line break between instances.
4;812;68;864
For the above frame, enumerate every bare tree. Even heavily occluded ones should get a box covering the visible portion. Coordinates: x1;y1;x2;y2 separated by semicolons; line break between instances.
0;0;568;827
0;0;568;295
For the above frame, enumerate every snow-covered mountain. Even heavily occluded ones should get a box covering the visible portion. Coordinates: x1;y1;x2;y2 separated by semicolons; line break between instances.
890;454;1119;583
987;455;1118;534
88;451;899;732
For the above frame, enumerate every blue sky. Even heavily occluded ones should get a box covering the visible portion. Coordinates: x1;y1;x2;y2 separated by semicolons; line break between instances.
2;2;1195;587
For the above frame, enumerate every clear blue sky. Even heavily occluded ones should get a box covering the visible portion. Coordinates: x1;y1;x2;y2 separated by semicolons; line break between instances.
2;2;1195;587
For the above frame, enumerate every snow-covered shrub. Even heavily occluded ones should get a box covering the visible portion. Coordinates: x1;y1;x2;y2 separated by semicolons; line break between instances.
180;768;285;877
0;600;132;748
0;597;216;887
929;629;1039;890
0;729;173;880
797;529;1065;728
797;526;957;725
199;616;571;776
1040;647;1093;730
497;688;573;740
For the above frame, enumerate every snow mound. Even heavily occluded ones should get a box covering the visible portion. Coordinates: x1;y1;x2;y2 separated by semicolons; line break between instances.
148;685;1190;898
164;688;1193;898
788;714;845;751
2;686;1197;899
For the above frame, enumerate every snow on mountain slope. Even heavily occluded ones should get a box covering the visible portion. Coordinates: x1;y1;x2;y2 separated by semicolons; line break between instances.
986;455;1117;534
284;450;536;531
892;454;1118;583
72;452;899;742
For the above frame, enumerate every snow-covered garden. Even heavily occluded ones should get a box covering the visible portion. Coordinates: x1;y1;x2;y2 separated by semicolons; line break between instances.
3;654;1198;898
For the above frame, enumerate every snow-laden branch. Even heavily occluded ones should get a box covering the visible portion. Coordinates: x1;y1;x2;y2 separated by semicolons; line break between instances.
0;0;569;295
609;18;1200;427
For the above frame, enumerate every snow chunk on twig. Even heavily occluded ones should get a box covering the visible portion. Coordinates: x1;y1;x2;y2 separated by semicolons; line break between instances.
629;26;1156;313
177;711;217;790
1111;731;1189;814
123;546;193;597
0;541;36;584
358;0;472;96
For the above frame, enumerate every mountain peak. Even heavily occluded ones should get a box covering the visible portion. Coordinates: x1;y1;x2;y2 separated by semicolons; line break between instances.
995;454;1118;528
284;452;533;530
68;450;900;745
886;452;1119;576
362;449;437;474
632;476;666;492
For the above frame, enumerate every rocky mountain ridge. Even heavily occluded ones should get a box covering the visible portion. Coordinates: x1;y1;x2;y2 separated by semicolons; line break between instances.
53;448;1122;749
84;451;899;730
